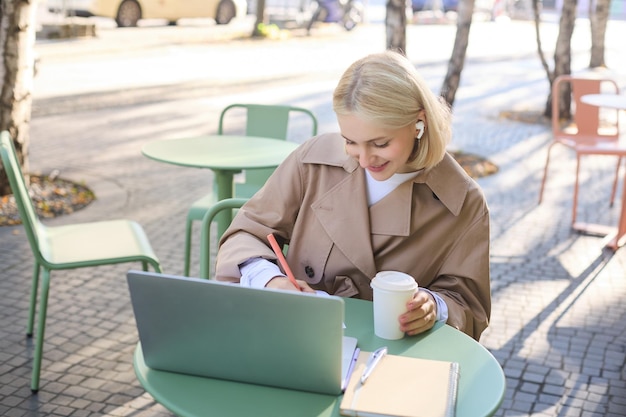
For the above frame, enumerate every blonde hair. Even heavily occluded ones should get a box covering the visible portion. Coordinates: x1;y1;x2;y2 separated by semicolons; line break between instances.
333;50;452;171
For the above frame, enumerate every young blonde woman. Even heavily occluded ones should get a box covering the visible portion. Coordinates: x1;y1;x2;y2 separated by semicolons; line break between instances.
215;50;491;341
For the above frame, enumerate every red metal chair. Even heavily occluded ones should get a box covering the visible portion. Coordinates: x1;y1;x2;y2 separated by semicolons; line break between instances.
538;74;624;229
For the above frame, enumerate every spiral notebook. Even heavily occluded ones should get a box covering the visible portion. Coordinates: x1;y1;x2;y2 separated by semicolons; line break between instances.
340;351;460;417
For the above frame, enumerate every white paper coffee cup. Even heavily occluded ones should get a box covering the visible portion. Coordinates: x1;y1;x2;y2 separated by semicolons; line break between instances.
370;271;418;340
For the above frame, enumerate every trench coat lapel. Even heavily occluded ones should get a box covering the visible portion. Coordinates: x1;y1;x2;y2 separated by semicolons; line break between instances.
311;171;377;279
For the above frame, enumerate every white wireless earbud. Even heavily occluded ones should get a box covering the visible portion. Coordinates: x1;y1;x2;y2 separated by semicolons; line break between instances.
416;121;425;140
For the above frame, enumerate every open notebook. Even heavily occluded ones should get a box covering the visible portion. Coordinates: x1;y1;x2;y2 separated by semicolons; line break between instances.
127;270;360;395
341;351;460;417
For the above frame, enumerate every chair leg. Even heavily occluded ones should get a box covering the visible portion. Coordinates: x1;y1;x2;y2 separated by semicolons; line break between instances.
538;144;555;204
184;218;193;277
141;261;148;271
609;157;622;207
572;155;582;227
27;263;41;337
31;269;51;393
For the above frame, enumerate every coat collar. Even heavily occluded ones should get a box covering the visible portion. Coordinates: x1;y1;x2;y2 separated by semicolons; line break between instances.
299;134;472;279
301;133;470;217
416;153;470;217
300;132;360;173
300;133;472;278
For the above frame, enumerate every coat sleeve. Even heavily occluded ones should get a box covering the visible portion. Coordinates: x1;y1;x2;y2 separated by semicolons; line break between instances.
429;208;491;341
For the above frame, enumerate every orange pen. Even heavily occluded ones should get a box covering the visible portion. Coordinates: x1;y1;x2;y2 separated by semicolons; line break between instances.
267;233;302;292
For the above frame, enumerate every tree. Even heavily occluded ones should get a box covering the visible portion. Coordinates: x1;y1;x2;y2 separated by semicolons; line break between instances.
440;0;476;107
589;0;611;68
534;0;577;119
532;0;551;87
553;0;576;85
533;0;611;120
1;0;37;195
252;0;268;37
386;0;407;53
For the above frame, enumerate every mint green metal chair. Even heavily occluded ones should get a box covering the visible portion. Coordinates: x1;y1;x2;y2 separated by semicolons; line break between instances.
183;104;318;276
199;197;249;279
0;131;162;392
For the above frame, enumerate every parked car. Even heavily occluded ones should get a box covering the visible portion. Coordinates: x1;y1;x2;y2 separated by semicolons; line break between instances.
411;0;458;12
47;0;248;27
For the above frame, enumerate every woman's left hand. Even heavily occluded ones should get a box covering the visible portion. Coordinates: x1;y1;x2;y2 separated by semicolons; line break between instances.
398;289;437;336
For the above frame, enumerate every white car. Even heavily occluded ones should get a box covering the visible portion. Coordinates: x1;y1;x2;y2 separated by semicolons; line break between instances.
47;0;248;27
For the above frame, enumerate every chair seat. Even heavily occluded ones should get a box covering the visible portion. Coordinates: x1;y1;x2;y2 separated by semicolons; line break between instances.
574;141;626;155
187;183;259;221
233;182;264;199
556;135;623;149
40;220;159;267
187;182;257;222
188;193;217;221
1;130;162;392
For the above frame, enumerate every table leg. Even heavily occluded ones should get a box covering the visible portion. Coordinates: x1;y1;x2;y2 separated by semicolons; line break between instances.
213;170;236;238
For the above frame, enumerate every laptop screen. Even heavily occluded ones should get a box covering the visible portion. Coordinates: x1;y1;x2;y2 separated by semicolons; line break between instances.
127;270;357;395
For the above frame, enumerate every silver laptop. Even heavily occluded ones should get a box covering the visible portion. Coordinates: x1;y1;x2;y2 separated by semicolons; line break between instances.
126;270;359;395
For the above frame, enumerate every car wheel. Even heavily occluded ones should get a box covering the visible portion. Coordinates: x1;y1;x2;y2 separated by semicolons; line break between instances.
215;0;236;25
116;0;142;27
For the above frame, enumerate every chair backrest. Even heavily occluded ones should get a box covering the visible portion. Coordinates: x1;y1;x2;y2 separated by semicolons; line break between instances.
217;103;318;140
217;104;318;198
199;197;249;279
551;75;620;143
0;131;45;263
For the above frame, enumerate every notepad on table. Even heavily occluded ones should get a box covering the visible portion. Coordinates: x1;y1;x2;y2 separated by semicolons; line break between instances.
340;351;460;417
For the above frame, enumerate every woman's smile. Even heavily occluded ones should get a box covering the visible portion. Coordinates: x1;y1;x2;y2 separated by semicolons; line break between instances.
367;161;389;173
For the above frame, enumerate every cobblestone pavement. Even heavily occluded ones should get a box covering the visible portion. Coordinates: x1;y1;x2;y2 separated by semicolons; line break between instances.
1;12;626;417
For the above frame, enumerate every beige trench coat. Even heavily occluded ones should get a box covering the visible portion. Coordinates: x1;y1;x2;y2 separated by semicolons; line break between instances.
216;133;491;340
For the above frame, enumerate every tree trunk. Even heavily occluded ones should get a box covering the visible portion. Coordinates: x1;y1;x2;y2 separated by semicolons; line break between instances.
385;0;407;54
532;0;551;81
252;0;268;37
589;0;610;68
532;0;553;117
440;0;475;108
0;0;37;196
551;0;577;120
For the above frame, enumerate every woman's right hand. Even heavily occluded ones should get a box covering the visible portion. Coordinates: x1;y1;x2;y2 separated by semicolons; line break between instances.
266;276;315;293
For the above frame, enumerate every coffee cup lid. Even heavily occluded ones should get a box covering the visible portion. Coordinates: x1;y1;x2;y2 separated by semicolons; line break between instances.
370;271;418;292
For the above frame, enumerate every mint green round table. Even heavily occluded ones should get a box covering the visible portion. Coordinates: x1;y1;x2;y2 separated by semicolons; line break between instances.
142;135;299;236
133;298;505;417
